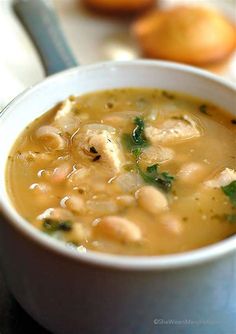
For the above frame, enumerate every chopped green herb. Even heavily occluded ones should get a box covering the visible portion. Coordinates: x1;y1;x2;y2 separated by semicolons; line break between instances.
138;164;174;192
132;147;143;158
43;219;73;233
212;213;236;224
222;181;236;206
132;117;148;145
122;117;149;157
224;214;236;223
199;104;210;115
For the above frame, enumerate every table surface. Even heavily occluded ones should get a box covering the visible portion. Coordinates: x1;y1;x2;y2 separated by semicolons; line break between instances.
0;0;235;333
0;270;50;334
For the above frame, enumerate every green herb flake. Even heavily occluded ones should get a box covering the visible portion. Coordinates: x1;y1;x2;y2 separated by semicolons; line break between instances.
212;213;236;224
222;181;236;206
138;164;174;192
122;117;149;157
43;219;73;233
132;147;143;158
124;164;135;172
132;117;148;146
224;214;236;223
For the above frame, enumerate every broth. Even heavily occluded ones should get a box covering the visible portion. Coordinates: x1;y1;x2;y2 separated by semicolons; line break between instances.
6;88;236;255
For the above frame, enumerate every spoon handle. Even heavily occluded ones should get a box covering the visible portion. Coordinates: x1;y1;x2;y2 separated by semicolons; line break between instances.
13;0;78;76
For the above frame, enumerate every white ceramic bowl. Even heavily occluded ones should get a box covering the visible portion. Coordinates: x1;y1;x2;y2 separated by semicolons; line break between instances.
0;61;236;334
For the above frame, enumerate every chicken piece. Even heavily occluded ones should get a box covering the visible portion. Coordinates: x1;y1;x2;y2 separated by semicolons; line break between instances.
140;146;174;166
204;168;236;188
145;115;201;145
76;127;123;176
54;99;80;135
55;99;73;121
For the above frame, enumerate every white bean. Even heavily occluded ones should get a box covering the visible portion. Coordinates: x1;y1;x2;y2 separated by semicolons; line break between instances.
65;223;90;242
116;195;135;207
61;195;85;214
50;162;72;183
177;162;207;183
96;216;142;243
35;125;66;150
67;168;90;187
29;182;51;194
37;207;73;221
159;213;183;235
136;186;168;214
29;182;54;206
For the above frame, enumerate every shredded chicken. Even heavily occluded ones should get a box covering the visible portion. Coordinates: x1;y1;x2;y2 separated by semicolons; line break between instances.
145;115;201;145
76;127;123;176
204;168;236;188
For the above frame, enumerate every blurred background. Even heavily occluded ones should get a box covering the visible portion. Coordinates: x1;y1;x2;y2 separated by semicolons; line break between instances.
0;0;235;110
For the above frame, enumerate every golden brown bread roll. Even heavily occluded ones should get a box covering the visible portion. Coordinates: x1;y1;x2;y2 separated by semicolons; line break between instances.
83;0;155;15
132;6;236;66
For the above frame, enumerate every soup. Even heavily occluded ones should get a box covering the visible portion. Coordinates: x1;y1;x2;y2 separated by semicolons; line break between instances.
6;88;236;255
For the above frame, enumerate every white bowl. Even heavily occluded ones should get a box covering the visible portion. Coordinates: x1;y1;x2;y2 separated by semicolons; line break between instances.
0;61;236;334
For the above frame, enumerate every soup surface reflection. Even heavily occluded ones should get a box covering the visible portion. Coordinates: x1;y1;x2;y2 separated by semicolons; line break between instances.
7;88;236;255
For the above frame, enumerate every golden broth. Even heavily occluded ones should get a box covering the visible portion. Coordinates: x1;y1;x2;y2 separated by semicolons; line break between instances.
6;88;236;255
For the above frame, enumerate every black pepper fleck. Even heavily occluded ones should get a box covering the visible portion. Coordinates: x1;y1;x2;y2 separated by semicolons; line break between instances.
90;146;98;154
93;155;101;162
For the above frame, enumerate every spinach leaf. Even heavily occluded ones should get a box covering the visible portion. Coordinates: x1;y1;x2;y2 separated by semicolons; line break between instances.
222;181;236;206
122;117;149;157
138;164;174;192
132;117;148;145
43;219;73;233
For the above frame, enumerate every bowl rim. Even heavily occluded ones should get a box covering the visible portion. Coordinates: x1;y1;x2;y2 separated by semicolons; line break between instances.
1;59;236;271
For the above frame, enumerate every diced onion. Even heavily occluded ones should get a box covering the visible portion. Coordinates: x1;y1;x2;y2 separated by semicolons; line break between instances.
114;172;143;192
